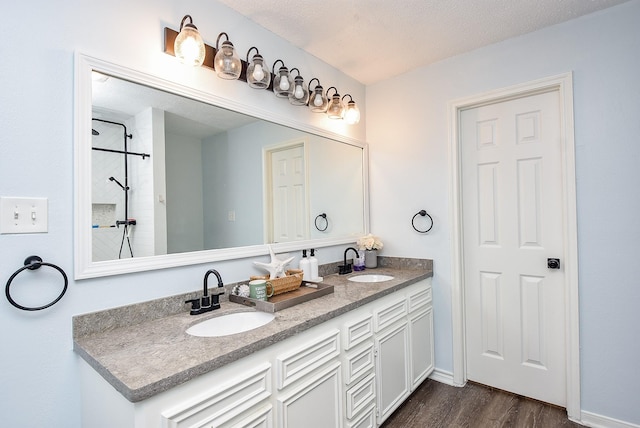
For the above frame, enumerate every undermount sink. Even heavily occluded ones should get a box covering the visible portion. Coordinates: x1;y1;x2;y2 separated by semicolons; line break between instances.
186;311;275;337
348;274;394;283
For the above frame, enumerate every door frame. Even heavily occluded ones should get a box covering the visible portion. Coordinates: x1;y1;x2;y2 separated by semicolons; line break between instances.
447;73;581;419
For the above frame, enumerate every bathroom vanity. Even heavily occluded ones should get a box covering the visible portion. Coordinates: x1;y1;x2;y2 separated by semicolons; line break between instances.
74;260;433;428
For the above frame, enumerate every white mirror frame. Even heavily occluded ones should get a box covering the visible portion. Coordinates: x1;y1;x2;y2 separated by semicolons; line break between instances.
74;53;369;279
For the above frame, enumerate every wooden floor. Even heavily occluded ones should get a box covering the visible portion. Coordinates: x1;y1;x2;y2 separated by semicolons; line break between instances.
381;380;583;428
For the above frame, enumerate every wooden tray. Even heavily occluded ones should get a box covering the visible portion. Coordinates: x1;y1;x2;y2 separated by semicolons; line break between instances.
229;282;334;313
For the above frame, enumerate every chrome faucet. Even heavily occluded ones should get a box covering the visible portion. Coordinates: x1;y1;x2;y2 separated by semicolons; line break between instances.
339;247;359;275
185;269;226;315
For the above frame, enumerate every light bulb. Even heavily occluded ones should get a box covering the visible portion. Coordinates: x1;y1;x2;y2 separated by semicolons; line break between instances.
294;84;304;99
279;77;290;91
223;56;234;73
180;38;202;64
252;63;265;81
313;94;323;107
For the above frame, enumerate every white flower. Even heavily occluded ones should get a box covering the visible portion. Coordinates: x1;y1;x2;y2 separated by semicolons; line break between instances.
356;233;383;251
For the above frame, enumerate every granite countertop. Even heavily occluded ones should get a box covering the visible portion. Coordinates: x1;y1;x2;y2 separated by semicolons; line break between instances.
73;259;432;403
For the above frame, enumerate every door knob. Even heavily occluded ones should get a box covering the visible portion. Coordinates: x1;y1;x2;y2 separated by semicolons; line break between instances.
547;258;560;269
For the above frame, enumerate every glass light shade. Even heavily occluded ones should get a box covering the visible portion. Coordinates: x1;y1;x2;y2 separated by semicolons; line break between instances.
247;54;271;89
273;67;292;98
288;76;309;106
343;101;361;124
174;24;205;66
308;86;328;113
326;94;345;119
214;41;242;80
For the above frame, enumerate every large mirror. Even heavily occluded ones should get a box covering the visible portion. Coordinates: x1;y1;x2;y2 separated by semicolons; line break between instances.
74;54;369;279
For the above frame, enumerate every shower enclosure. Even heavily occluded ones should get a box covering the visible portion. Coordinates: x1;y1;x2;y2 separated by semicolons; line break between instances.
91;117;149;260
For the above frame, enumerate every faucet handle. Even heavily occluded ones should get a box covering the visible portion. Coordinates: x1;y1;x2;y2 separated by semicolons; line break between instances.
185;298;201;310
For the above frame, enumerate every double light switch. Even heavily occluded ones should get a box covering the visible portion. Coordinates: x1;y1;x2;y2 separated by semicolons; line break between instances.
0;197;48;234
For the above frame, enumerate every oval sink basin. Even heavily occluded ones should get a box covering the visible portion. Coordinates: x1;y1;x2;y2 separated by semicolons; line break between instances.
348;274;394;283
186;312;275;337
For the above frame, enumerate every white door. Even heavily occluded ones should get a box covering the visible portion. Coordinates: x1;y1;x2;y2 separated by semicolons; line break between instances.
461;90;567;406
269;144;307;243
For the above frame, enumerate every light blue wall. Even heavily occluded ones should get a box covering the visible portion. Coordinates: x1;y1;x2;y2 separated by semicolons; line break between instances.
0;1;364;427
366;1;640;424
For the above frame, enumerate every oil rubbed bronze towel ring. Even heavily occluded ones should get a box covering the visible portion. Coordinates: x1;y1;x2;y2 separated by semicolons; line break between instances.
412;210;433;233
315;213;328;231
5;256;68;311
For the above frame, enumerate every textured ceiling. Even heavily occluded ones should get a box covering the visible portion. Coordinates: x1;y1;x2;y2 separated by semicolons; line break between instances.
216;0;629;85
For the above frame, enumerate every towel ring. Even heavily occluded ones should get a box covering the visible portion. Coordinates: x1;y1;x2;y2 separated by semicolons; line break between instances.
315;213;328;231
412;210;433;233
5;256;68;311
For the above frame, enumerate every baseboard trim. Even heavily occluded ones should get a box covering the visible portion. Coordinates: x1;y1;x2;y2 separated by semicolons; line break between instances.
580;411;640;428
428;368;459;386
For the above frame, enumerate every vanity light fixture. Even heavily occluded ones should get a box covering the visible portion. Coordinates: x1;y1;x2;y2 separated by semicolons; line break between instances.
288;68;309;106
308;78;328;113
342;94;361;124
173;15;206;67
272;60;292;98
246;47;271;89
326;87;345;119
214;32;242;80
163;21;361;123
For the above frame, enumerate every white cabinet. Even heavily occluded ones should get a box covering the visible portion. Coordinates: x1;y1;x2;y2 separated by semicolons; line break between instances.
409;307;434;389
79;278;433;428
275;330;343;428
374;320;410;424
160;363;272;428
373;282;434;426
277;361;343;428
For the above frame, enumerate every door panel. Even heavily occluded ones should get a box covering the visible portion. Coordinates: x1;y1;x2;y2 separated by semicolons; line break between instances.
462;91;566;406
270;144;306;242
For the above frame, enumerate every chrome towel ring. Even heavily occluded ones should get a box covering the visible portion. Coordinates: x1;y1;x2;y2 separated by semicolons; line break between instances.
412;210;433;233
5;256;68;311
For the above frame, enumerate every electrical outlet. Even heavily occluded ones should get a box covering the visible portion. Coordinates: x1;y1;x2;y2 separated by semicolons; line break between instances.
228;210;236;222
0;197;48;234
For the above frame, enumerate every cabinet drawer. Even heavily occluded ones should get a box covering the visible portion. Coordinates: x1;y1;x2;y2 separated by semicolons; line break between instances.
348;402;376;428
276;329;340;390
343;314;373;351
346;372;376;420
408;287;432;313
219;403;273;428
161;363;271;428
373;297;407;332
344;343;375;385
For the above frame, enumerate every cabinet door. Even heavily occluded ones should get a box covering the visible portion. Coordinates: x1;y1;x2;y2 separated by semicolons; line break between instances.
374;321;410;425
409;307;434;390
277;361;343;428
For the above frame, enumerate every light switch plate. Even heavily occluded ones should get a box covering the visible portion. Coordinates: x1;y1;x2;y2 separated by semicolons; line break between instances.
0;197;48;234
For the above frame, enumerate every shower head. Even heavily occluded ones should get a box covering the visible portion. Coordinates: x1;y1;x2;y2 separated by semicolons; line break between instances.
92;129;99;136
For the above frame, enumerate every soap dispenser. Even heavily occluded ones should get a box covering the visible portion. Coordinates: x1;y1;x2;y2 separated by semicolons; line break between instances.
309;249;319;280
299;249;310;280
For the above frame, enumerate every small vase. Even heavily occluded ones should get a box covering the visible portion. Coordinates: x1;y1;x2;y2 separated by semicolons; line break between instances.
364;249;378;268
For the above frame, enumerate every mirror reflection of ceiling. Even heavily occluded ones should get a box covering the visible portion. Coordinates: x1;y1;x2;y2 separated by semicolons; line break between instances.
92;73;257;139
